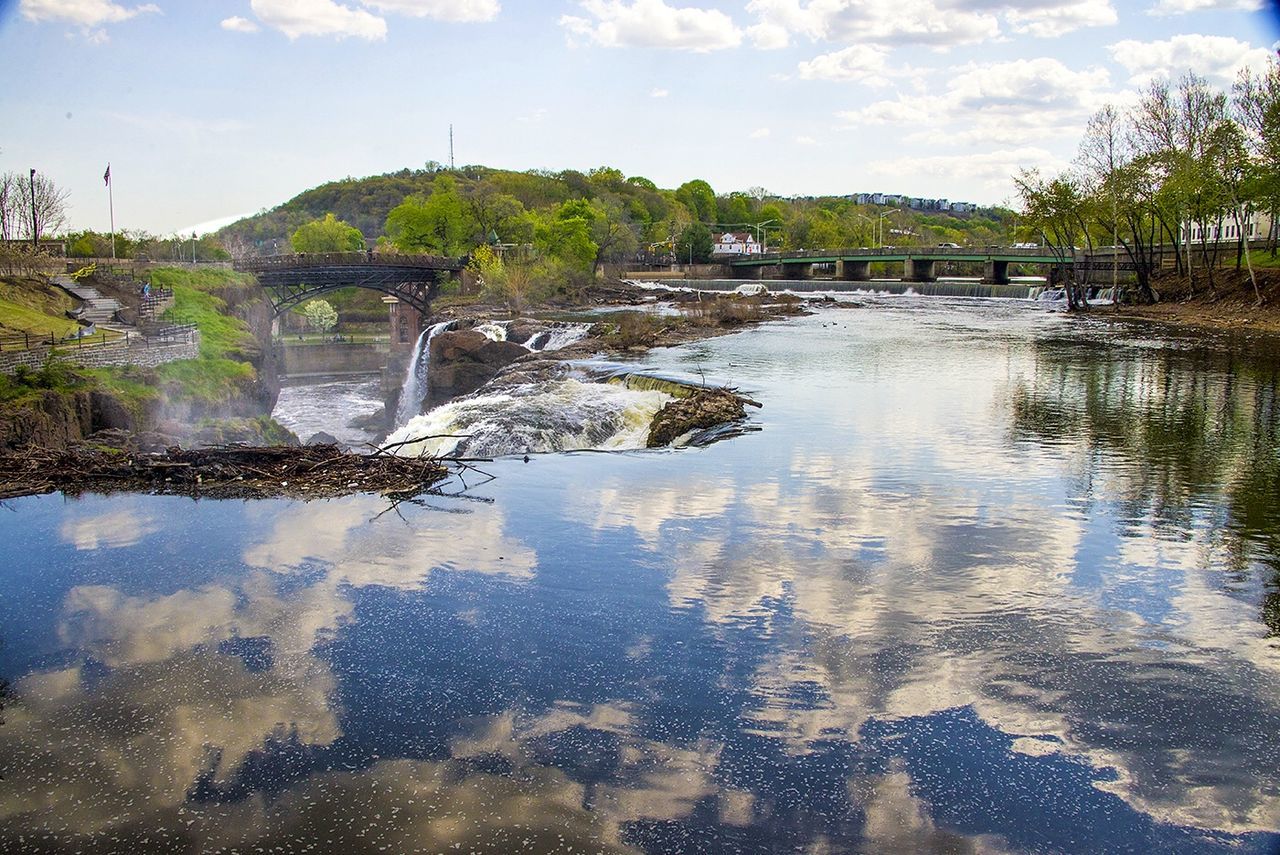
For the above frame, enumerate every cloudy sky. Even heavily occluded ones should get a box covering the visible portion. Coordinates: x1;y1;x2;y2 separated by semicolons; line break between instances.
1;0;1277;235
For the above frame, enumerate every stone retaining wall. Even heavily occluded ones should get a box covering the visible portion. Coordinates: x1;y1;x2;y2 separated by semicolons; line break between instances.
0;332;201;375
280;341;388;376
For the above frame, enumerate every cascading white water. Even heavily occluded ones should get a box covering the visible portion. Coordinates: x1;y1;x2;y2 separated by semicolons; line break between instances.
385;379;673;458
529;323;590;352
394;321;452;427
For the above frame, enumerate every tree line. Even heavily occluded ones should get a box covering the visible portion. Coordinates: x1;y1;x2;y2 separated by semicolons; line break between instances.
1016;58;1280;309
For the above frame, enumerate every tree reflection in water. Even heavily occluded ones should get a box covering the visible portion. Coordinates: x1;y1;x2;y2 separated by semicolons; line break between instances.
1009;328;1280;634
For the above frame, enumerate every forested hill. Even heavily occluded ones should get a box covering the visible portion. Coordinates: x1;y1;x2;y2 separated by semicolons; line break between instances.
217;165;641;254
216;163;1013;257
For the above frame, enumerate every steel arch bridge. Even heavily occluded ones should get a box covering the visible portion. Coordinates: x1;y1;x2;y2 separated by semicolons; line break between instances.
234;252;467;316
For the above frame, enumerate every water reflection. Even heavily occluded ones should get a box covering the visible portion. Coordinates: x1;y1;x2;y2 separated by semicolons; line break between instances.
1;302;1279;852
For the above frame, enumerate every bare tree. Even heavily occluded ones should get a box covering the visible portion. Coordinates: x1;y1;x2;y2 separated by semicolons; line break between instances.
0;170;69;243
0;172;19;242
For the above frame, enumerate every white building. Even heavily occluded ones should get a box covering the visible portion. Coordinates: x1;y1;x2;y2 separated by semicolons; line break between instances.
712;232;764;256
1180;210;1273;244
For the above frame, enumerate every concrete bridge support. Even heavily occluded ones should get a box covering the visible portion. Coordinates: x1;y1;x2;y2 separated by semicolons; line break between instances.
983;259;1010;285
736;265;764;280
905;258;937;282
835;259;871;281
781;262;812;280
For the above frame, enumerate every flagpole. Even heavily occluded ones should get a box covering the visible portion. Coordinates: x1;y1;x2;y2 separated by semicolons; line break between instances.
107;163;116;261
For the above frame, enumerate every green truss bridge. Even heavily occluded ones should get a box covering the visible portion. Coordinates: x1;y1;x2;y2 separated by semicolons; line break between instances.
726;246;1101;283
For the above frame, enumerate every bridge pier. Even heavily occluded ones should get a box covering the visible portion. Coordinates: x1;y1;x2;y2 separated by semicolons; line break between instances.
387;298;423;353
982;259;1010;285
737;265;764;280
781;262;811;280
904;258;937;283
835;259;871;281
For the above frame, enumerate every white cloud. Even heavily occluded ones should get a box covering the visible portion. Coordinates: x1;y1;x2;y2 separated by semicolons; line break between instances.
745;0;1000;49
947;57;1111;110
650;87;669;97
1148;0;1262;15
221;16;260;33
798;44;925;86
20;0;158;27
869;147;1069;190
249;0;387;40
747;0;1122;49
360;0;500;22
746;20;789;49
795;135;817;144
843;58;1111;124
560;0;743;52
1006;0;1116;37
839;57;1116;147
1107;34;1274;83
749;126;771;138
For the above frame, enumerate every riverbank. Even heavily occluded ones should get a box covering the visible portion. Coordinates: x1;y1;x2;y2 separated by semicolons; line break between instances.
1109;268;1280;335
0;268;290;450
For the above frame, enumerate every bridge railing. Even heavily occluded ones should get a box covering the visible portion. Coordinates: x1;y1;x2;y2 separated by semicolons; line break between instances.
236;252;466;270
737;245;1070;264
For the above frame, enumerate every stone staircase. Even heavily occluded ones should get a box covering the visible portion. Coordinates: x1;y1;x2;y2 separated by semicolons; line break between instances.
54;277;125;327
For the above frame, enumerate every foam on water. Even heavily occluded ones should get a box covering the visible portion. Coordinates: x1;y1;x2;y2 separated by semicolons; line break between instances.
385;379;672;457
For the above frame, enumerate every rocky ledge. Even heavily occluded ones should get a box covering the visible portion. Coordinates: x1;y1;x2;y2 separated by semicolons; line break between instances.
646;387;755;448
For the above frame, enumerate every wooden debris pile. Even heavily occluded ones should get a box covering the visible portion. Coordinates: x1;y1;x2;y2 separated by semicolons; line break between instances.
0;443;450;501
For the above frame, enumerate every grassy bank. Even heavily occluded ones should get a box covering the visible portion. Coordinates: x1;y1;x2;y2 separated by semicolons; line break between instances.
0;277;80;339
150;267;265;409
1;268;290;449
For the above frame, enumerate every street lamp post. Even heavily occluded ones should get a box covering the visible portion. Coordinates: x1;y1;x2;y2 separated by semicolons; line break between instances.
191;233;197;264
877;212;891;248
753;218;777;254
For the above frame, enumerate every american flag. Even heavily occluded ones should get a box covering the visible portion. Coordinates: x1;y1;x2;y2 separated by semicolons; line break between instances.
103;164;111;186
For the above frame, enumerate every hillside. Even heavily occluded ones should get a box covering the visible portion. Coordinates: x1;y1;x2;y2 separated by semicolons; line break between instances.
216;164;1015;257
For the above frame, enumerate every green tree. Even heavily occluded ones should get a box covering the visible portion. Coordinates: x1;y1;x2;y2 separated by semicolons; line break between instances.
676;222;713;263
465;181;530;246
384;175;473;255
676;179;717;224
718;192;752;227
302;299;339;333
290;213;365;253
533;207;598;273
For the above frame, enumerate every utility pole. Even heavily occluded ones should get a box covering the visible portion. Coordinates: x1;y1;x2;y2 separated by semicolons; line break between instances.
191;233;197;263
449;125;455;170
29;168;38;250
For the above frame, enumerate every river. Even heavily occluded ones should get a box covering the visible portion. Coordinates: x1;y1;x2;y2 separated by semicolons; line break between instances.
2;295;1278;852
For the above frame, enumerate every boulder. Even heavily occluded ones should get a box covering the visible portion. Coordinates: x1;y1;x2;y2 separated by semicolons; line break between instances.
504;321;543;345
646;388;747;448
306;431;341;446
426;330;530;407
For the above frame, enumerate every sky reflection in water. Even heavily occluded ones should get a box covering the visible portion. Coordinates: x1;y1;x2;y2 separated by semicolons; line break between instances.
1;297;1279;853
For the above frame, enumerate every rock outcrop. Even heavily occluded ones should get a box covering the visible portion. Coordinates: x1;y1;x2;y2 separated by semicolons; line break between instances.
646;388;747;448
425;330;530;409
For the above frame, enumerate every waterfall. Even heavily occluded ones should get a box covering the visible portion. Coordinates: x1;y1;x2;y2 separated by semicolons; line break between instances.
528;323;591;352
386;379;673;458
394;321;452;427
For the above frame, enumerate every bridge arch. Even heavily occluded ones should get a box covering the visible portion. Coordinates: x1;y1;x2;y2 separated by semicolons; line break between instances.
233;252;468;317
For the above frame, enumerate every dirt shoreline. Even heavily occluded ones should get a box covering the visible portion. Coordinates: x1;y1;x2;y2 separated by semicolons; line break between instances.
1104;269;1280;336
